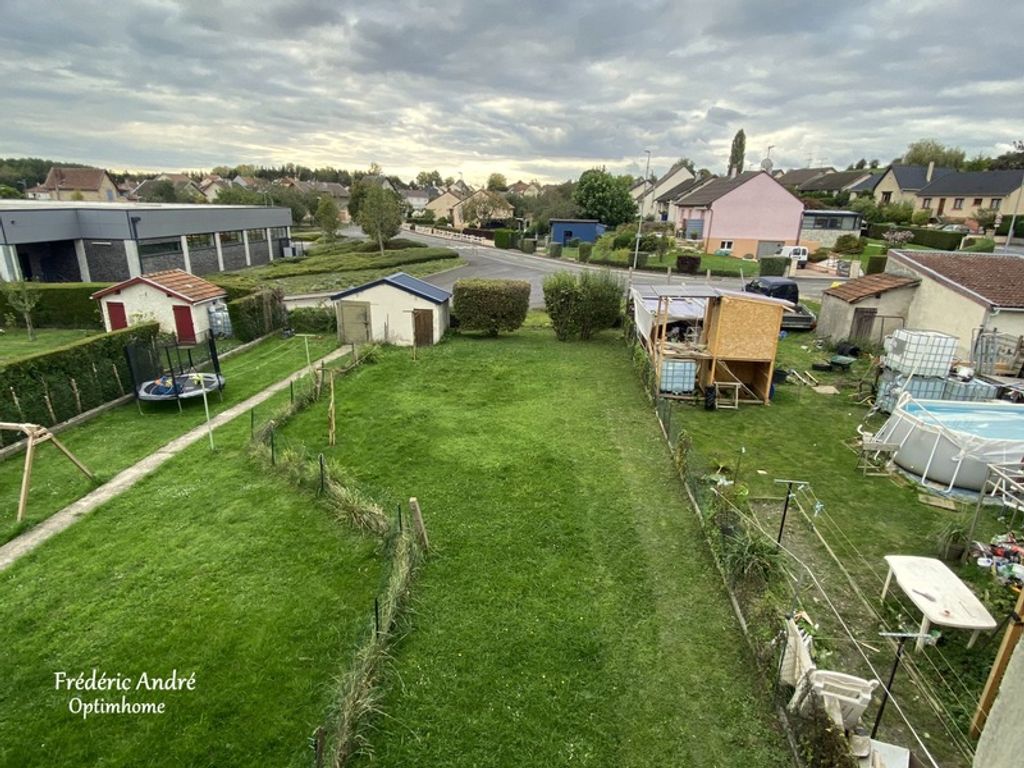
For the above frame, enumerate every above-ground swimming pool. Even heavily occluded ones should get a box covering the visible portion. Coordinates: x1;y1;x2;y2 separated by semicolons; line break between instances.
875;398;1024;492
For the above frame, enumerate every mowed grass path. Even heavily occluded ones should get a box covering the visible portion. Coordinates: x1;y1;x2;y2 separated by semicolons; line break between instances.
279;332;789;767
0;386;382;767
0;333;337;544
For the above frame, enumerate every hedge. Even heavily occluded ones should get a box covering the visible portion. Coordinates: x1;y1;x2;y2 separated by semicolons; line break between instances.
675;254;700;274
549;243;563;258
543;271;623;341
578;243;593;263
228;289;288;342
493;228;515;249
0;322;160;427
521;239;536;254
758;257;788;277
0;282;110;329
288;307;337;334
866;255;888;275
961;238;996;253
866;224;962;250
452;279;530;336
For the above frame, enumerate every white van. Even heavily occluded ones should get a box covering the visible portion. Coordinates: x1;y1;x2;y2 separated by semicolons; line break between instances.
776;245;809;268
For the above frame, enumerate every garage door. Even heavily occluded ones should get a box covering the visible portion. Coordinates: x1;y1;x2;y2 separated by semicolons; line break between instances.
756;241;784;258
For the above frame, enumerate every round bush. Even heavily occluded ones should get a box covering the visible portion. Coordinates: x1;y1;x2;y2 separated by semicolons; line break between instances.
452;279;530;336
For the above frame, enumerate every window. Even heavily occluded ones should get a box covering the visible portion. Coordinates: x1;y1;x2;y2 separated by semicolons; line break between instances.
953;198;964;210
247;228;266;242
187;233;213;249
991;199;1002;211
973;198;983;207
719;240;733;252
270;227;289;240
219;230;242;244
922;198;932;209
881;191;892;204
138;237;182;257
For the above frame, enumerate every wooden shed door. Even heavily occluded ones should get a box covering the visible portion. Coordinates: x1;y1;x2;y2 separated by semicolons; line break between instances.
851;308;877;341
107;301;128;330
413;309;433;346
338;301;371;344
173;305;196;344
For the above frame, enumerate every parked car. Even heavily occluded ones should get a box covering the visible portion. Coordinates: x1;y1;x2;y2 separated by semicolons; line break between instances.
744;276;817;331
940;224;971;233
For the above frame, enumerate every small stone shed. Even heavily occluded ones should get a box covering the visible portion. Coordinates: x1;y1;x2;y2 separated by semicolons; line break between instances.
817;273;920;345
331;272;451;347
90;269;226;344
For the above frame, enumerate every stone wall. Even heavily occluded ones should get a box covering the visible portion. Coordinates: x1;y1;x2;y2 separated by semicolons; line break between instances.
140;252;186;274
220;242;248;271
800;227;846;248
84;239;130;282
189;246;220;276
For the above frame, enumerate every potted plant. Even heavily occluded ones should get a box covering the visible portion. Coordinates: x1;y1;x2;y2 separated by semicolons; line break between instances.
935;519;969;561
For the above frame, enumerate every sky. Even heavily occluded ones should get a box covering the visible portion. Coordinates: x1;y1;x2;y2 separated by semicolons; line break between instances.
2;0;1022;186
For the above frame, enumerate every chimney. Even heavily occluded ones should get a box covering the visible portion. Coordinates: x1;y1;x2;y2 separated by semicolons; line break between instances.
926;161;935;182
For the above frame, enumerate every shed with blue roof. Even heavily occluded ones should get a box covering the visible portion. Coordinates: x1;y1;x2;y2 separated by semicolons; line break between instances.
330;272;451;347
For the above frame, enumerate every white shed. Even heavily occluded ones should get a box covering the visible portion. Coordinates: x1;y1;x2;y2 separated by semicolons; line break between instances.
91;269;227;344
331;272;451;347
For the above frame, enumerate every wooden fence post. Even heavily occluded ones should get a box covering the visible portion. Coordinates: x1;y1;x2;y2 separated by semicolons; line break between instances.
409;497;430;551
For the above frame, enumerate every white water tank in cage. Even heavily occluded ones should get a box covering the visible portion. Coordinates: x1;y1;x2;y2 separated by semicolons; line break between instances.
208;301;233;337
882;329;958;377
660;359;697;394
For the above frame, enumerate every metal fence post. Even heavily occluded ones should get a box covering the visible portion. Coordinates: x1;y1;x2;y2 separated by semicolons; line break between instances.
318;453;325;495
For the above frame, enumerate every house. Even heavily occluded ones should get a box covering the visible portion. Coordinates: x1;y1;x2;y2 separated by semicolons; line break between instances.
133;175;204;202
656;175;712;227
233;175;271;191
331;272;451;347
856;163;957;206
799;209;864;252
401;188;430;215
916;169;1024;222
91;269;227;344
817;273;920;343
198;176;232;202
26;167;121;202
884;250;1024;357
448;178;473;197
508;180;541;197
796;170;871;195
550;219;607;245
673;171;804;258
0;200;292;283
424;188;468;223
629;178;648;204
450;190;514;228
775;167;835;189
640;162;695;218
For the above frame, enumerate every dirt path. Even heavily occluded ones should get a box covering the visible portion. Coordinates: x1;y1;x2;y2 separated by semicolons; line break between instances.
0;346;350;572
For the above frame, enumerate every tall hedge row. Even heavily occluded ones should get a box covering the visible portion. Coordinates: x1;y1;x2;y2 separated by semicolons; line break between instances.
865;255;888;275
757;257;788;276
452;279;530;336
865;224;962;250
288;307;337;334
493;228;515;249
228;289;288;342
543;271;623;341
0;283;110;329
0;322;160;427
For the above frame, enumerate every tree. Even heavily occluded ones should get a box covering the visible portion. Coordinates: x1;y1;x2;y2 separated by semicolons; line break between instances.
869;159;880;169
728;129;746;175
460;191;511;227
974;208;998;232
1;279;42;340
138;180;178;203
443;176;455;187
314;196;340;242
416;170;443;188
357;186;403;254
572;168;636;228
989;141;1024;170
672;158;697;175
854;158;867;169
0;185;22;199
486;173;508;192
903;139;965;169
964;153;993;171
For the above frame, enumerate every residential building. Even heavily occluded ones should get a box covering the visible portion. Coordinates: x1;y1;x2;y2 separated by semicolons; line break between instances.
0;200;292;283
673;171;803;257
775;167;835;189
508;180;541;197
401;188;430;215
640;162;695;218
799;209;864;252
233;175;271;191
853;163;956;206
424;188;467;223
655;175;712;227
26;167;121;202
198;175;232;202
550;219;606;245
450;190;514;229
133;175;204;202
817;273;920;343
916;169;1024;222
796;170;871;195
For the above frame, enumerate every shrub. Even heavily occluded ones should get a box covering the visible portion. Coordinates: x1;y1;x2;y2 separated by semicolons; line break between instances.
866;255;888;274
548;243;563;258
758;256;788;276
228;289;288;342
567;237;582;248
832;234;864;255
452;279;530;336
675;254;700;274
634;252;649;269
878;201;914;225
578;242;593;262
0;282;109;329
809;248;831;262
911;210;931;226
0;322;160;425
492;228;514;249
521;238;536;254
961;238;996;253
543;270;623;341
288;307;336;334
867;224;961;250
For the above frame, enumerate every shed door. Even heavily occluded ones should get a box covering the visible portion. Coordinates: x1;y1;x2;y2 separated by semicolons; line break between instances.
851;308;877;341
173;305;196;344
413;308;433;346
338;301;371;344
107;301;128;330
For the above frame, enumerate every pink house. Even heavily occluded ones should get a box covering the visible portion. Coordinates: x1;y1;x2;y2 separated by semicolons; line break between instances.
674;171;804;258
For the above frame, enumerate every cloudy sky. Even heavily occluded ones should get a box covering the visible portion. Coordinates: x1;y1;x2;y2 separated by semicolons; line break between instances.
2;0;1021;185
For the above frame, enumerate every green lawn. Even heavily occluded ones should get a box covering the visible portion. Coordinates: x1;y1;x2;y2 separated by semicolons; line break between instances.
0;333;338;544
276;332;790;767
272;257;464;294
0;382;382;767
0;328;105;363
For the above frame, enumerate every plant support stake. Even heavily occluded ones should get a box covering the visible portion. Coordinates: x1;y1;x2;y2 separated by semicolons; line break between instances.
773;479;808;546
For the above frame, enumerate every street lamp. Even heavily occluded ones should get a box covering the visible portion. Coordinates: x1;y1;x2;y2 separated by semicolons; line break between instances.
630;150;653;290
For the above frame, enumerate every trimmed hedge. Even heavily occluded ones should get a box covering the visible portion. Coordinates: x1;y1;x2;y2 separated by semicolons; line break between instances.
0;322;160;426
676;254;700;274
452;279;530;336
961;238;996;253
521;239;536;254
578;242;594;263
833;234;863;255
288;307;337;334
0;283;110;329
866;224;962;250
866;255;888;274
493;228;515;249
549;243;563;258
758;257;788;277
228;289;288;342
543;271;623;341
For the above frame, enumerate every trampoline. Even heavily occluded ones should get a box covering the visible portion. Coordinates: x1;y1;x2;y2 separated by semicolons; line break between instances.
125;335;225;411
138;372;226;401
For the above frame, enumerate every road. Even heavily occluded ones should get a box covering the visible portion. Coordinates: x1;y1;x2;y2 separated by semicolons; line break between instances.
357;227;839;308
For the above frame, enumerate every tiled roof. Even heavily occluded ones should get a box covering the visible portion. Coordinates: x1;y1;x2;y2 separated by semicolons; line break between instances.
91;269;226;304
797;170;871;192
42;166;111;191
775;167;834;187
917;170;1024;197
889;250;1024;309
823;273;919;304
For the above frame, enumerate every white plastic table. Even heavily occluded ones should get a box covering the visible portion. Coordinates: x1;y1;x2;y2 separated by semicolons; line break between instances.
881;555;997;652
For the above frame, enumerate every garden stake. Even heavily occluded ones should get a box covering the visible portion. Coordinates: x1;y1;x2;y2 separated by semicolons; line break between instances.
397;503;403;532
772;479;808;545
250;408;255;438
374;597;380;637
270;427;276;465
290;380;294;404
318;453;325;495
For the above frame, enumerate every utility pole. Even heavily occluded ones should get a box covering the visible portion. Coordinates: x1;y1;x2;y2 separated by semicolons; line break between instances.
630;149;652;291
